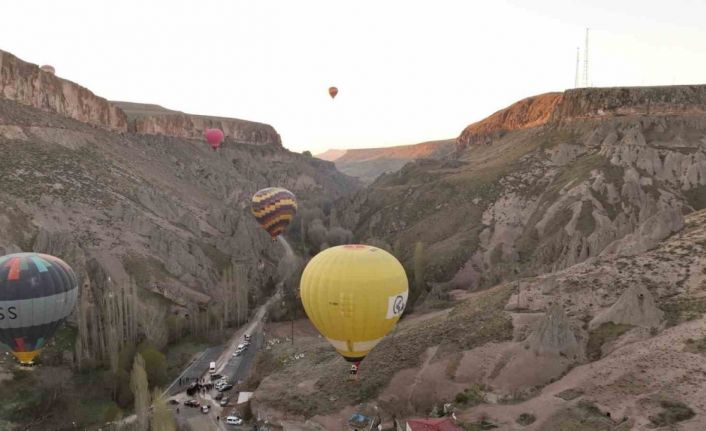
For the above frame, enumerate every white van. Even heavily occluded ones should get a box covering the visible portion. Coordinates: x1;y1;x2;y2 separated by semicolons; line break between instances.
209;361;216;374
226;416;243;425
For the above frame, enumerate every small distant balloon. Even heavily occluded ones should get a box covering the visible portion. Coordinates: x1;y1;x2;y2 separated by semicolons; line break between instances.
204;128;224;151
328;87;338;99
40;65;55;75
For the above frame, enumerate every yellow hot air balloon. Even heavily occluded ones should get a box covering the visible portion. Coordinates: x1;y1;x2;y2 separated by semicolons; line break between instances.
300;245;408;374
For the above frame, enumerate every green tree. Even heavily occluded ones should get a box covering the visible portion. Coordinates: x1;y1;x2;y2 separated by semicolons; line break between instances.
130;353;150;431
114;368;134;408
138;342;168;388
151;389;176;431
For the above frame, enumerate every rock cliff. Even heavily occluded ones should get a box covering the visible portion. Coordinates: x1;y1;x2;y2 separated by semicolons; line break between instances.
114;101;282;147
338;85;706;300
0;50;357;322
0;50;127;131
457;85;706;150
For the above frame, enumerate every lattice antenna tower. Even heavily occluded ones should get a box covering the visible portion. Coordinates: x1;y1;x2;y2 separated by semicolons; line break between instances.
583;28;590;87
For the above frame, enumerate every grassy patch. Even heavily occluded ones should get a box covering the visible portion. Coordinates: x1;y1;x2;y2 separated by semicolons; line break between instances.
576;200;596;235
458;419;499;430
122;252;171;290
649;400;695;426
195;240;232;273
540;400;625;431
546;152;607;196
684;335;706;354
262;285;514;416
165;337;209;381
455;383;487;407
662;297;706;327
586;323;634;361
0;365;120;429
685;185;706;210
555;388;584;401
516;413;536;426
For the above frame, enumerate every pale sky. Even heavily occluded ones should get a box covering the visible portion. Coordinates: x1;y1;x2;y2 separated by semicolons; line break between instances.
2;0;706;154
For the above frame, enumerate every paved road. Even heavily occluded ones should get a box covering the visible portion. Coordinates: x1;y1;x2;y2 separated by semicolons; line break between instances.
173;292;282;431
220;329;263;384
165;345;225;396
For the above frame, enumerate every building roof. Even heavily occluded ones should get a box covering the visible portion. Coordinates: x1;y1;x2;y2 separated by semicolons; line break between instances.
407;418;464;431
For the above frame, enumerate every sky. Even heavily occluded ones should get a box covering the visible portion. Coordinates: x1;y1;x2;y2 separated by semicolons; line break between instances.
2;0;706;154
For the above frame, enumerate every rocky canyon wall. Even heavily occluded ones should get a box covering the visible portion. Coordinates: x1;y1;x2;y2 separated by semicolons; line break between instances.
0;50;128;131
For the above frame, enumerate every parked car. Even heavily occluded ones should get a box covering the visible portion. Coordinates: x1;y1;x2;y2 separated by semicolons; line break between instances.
218;384;234;392
210;373;223;381
226;416;243;425
167;399;179;405
184;399;199;408
201;405;210;414
214;392;224;401
219;396;230;406
244;334;251;341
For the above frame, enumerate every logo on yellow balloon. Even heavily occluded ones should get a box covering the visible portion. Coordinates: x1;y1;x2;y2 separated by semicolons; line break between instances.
386;291;408;319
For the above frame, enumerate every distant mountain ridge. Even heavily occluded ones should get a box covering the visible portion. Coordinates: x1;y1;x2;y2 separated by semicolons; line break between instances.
316;139;455;183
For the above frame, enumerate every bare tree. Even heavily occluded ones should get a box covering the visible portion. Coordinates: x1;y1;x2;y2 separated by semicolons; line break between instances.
140;301;168;350
307;219;328;251
233;264;249;325
326;227;353;246
220;266;233;329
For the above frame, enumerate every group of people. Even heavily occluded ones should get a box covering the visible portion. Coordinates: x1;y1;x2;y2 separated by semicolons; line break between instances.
178;376;208;386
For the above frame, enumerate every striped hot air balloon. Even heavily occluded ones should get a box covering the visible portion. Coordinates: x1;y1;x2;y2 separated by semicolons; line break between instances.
0;253;78;364
251;187;298;239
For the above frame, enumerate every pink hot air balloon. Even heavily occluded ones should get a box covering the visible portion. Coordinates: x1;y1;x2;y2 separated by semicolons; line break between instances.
205;128;224;151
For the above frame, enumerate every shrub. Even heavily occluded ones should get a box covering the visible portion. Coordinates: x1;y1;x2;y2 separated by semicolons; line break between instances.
516;413;536;426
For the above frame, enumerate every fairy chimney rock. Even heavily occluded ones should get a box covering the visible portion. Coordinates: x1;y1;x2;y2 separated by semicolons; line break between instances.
526;304;581;360
588;285;664;330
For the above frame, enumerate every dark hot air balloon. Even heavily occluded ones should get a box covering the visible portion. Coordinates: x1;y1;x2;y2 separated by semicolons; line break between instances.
251;187;298;239
205;128;224;151
0;253;78;364
328;87;338;99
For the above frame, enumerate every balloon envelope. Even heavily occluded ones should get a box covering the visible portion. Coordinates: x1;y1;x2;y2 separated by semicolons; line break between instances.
328;87;338;99
0;253;78;364
251;187;298;238
299;245;408;364
205;128;224;150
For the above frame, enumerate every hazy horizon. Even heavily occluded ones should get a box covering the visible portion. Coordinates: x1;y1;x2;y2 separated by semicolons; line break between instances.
2;0;706;153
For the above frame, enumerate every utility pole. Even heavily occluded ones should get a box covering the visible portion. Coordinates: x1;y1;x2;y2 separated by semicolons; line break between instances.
583;28;590;87
574;47;581;88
